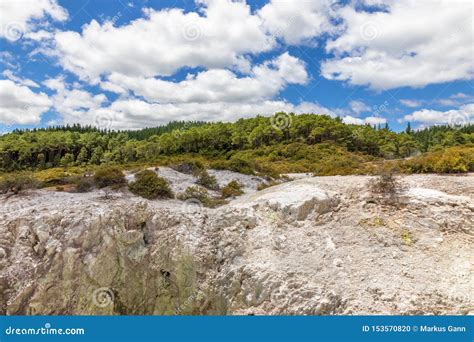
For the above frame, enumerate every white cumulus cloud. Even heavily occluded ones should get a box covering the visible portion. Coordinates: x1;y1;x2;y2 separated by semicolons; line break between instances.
403;103;474;126
101;53;307;104
258;0;336;45
0;0;67;41
0;79;52;125
43;77;108;123
343;115;386;125
321;0;474;90
53;0;274;82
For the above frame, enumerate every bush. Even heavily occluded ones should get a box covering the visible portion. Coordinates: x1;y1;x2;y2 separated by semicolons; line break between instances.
228;158;254;175
178;185;209;202
93;167;126;189
71;176;94;193
221;180;244;198
401;146;474;174
257;180;281;191
170;160;204;174
369;171;402;202
34;168;70;187
196;170;219;190
0;173;37;195
178;186;226;208
210;158;254;175
129;170;174;199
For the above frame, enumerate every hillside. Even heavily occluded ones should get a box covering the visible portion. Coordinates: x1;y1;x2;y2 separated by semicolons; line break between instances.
1;113;473;176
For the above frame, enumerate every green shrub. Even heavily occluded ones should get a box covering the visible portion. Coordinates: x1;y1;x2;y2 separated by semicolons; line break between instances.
178;185;209;202
369;171;402;203
228;158;254;174
0;173;37;194
178;186;226;208
196;170;219;190
93;166;126;189
129;170;174;199
210;158;254;175
170;160;204;174
257;180;281;191
401;146;474;173
71;176;94;193
34;168;70;187
221;180;244;198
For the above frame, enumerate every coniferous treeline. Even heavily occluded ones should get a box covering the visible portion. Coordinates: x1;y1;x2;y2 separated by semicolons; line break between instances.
0;113;472;172
10;121;207;140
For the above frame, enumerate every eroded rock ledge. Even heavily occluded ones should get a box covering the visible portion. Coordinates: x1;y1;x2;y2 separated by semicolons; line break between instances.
0;174;472;315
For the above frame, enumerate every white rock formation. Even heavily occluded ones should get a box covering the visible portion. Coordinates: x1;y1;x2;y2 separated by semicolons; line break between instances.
0;173;472;315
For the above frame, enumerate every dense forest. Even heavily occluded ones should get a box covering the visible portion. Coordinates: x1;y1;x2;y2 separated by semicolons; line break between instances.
0;113;473;174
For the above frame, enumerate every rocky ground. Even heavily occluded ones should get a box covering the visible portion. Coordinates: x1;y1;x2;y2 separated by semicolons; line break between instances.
0;171;472;315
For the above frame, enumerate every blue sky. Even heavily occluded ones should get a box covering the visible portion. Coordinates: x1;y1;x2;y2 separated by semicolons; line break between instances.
0;0;473;133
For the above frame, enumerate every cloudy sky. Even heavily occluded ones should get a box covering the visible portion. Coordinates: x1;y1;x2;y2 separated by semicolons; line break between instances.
0;0;473;132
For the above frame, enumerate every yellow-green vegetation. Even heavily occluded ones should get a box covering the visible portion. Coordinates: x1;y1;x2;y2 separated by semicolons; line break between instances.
195;170;219;190
224;143;376;176
257;179;286;191
401;230;414;245
369;172;402;197
70;175;94;193
154;254;227;315
1;113;472;176
93;166;126;189
33;168;72;187
178;186;226;208
170;160;205;174
0;172;37;194
359;217;386;228
128;170;174;199
221;180;244;198
400;146;474;173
